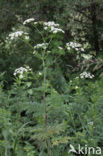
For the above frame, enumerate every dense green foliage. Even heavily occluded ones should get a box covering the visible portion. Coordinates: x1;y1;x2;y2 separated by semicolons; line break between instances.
0;0;103;155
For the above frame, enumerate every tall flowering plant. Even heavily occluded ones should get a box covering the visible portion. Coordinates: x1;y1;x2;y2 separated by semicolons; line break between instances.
7;18;69;155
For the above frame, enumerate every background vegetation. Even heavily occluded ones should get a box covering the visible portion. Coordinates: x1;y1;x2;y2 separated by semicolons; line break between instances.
0;0;103;155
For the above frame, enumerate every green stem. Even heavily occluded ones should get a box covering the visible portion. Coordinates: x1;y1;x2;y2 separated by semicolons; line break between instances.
42;58;47;126
46;139;51;156
42;55;52;156
33;24;45;43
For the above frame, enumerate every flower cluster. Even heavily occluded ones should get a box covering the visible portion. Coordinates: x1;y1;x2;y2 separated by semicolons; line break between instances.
75;86;79;89
24;36;30;40
34;22;38;25
80;71;94;79
14;66;32;79
38;72;42;76
66;42;84;52
44;21;59;27
34;43;48;50
9;31;27;40
88;121;94;126
43;21;64;34
81;54;92;60
23;18;35;25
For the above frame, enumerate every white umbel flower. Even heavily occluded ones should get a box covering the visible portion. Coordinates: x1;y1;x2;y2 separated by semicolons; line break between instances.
23;18;35;25
24;36;29;40
34;22;38;25
19;74;23;79
43;21;64;34
14;66;31;79
66;42;84;52
38;72;42;76
75;86;79;89
80;71;94;79
88;122;93;126
34;43;48;50
52;28;64;34
9;31;27;40
44;21;59;27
